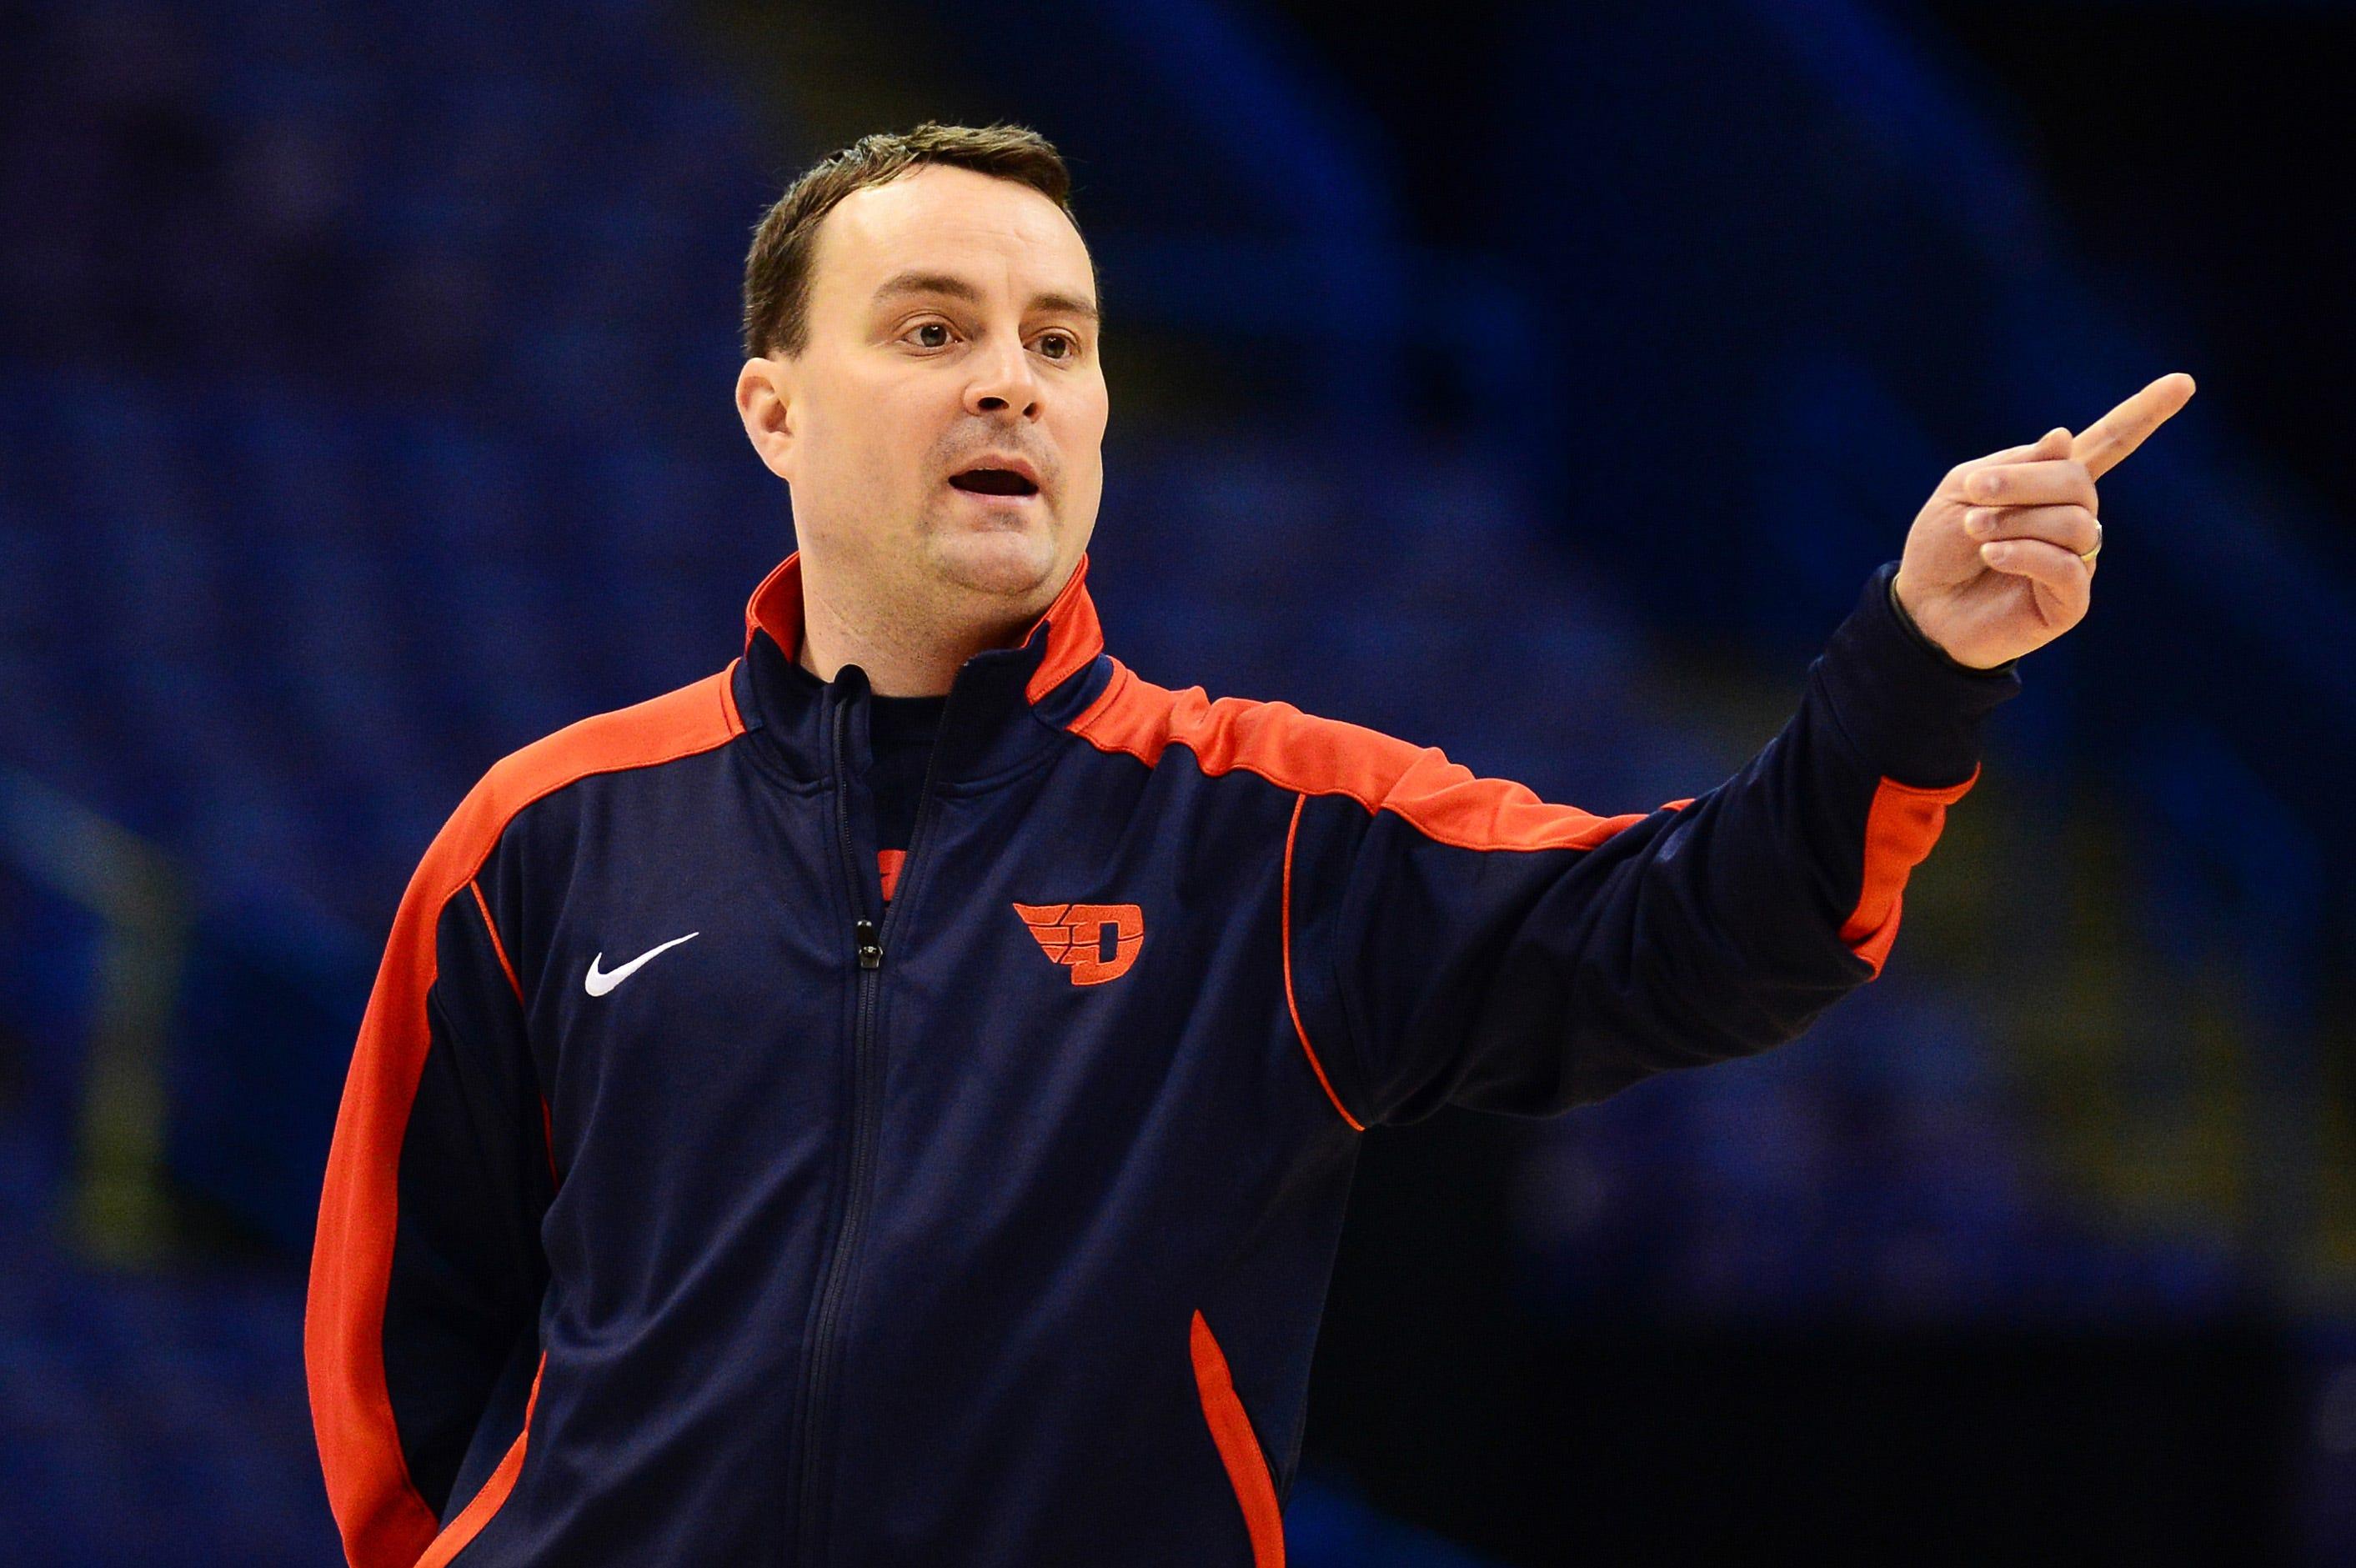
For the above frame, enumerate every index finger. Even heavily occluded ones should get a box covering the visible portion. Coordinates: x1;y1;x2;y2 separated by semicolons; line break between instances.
2073;372;2196;480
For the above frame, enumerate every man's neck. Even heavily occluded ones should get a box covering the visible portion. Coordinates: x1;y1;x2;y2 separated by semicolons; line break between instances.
794;574;1032;697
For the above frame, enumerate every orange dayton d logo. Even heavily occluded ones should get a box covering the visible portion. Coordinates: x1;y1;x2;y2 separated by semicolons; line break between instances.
1013;902;1145;986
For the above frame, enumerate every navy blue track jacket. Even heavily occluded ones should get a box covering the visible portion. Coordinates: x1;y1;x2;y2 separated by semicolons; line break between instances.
306;549;2021;1566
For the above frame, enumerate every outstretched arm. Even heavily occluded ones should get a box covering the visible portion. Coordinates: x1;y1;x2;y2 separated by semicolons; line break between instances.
1278;375;2193;1127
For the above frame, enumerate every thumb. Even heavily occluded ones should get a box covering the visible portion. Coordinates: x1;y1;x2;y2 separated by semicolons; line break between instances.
2031;424;2073;458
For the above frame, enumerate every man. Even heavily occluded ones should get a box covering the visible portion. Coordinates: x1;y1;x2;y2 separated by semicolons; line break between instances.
305;122;2193;1566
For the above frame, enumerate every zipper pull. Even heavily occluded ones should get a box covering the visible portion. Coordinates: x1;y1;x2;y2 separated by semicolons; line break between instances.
854;918;883;969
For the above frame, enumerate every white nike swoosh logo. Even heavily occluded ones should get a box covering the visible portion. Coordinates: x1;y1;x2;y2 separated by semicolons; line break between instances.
584;932;699;997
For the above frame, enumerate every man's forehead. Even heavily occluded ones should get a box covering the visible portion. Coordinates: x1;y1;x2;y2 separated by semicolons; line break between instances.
814;165;1094;304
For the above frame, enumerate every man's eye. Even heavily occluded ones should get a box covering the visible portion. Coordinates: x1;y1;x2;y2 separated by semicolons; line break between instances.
910;323;951;348
1038;333;1076;359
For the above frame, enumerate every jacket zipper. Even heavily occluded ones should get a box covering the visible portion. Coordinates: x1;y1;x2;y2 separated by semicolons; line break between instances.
794;679;951;1565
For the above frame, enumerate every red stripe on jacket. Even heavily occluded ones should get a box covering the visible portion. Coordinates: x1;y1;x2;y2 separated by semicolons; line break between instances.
413;1352;548;1568
1838;767;1978;977
1191;1310;1286;1567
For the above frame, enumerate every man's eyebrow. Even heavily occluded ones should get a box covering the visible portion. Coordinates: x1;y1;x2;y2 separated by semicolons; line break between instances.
870;270;1100;322
1030;290;1101;322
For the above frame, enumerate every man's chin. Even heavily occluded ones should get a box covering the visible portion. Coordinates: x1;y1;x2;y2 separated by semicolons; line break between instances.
927;522;1064;599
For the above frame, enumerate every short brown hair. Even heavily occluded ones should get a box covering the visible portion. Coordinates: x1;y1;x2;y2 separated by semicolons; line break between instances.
741;121;1086;359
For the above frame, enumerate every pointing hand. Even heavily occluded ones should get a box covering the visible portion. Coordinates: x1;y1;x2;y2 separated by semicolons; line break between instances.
1892;373;2196;669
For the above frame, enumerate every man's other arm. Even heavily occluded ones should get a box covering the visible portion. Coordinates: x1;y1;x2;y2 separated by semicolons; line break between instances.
305;794;553;1567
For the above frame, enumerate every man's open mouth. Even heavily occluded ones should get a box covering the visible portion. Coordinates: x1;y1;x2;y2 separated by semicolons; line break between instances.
949;467;1040;497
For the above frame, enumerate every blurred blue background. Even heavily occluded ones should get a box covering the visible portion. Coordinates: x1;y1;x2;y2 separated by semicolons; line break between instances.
2;0;2349;1561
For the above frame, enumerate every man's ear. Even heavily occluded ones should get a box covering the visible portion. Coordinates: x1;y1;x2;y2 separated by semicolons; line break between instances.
735;356;796;481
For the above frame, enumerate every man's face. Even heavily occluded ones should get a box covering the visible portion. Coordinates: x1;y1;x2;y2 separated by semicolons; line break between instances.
741;163;1107;614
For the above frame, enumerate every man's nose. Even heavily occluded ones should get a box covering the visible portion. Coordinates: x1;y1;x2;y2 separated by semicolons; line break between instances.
963;337;1041;419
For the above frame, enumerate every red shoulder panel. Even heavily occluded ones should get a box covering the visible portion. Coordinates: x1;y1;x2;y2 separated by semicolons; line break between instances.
1067;659;1652;849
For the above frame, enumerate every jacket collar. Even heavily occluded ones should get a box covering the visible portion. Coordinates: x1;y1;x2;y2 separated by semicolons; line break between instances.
729;549;1108;787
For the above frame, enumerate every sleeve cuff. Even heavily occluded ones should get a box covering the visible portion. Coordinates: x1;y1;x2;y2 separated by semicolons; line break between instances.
1807;560;2023;787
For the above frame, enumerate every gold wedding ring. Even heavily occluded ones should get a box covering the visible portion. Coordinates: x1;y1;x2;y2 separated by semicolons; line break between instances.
2077;520;2103;564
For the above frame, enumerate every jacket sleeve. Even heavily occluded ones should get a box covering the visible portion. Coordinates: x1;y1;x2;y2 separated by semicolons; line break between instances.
1279;559;2023;1127
304;795;554;1568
